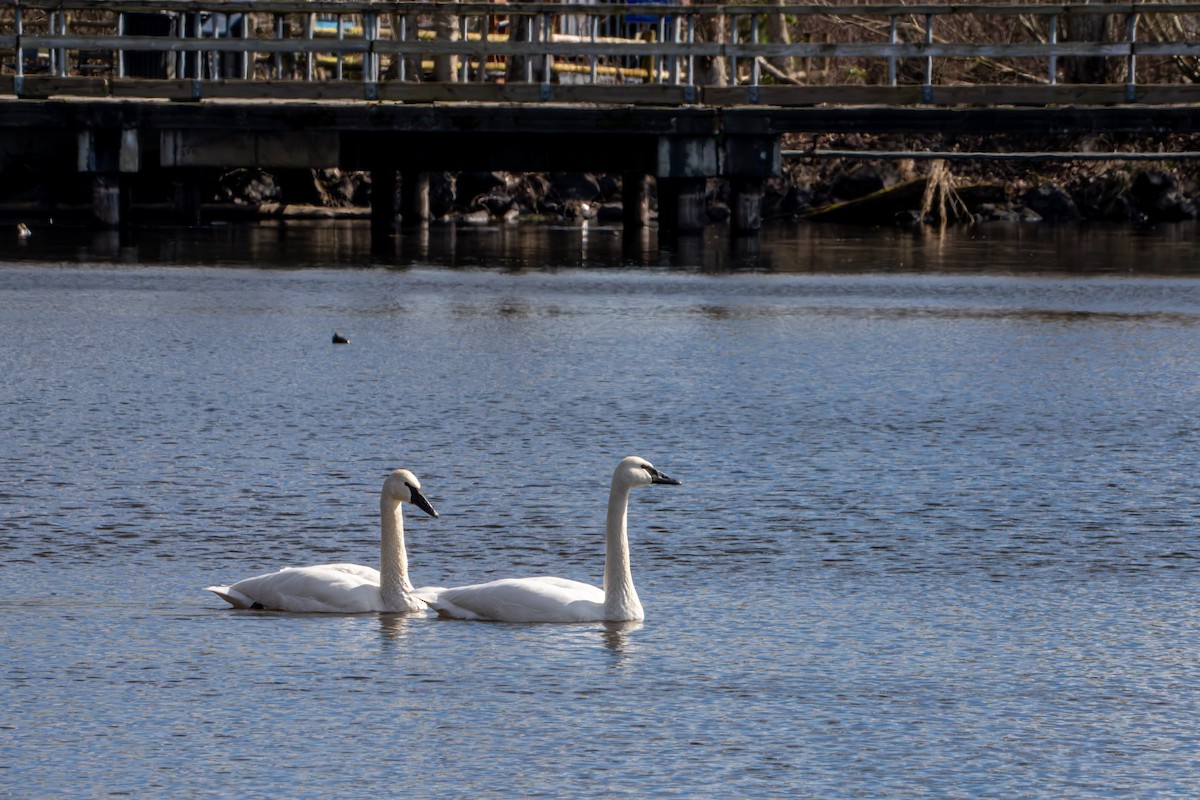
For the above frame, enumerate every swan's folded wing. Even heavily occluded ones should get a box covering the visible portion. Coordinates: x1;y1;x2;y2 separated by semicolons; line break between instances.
426;576;605;623
412;585;447;605
213;564;384;613
314;563;382;582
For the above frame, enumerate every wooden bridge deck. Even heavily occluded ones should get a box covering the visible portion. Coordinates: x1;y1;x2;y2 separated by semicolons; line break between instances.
4;1;1200;232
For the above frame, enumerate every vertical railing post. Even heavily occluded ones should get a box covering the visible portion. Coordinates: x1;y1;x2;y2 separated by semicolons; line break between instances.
670;11;680;84
366;11;381;88
729;8;738;85
56;10;68;78
887;15;897;86
207;11;218;80
192;12;203;80
207;10;218;81
656;13;666;83
304;11;315;81
116;12;125;78
686;11;695;89
1048;14;1058;86
47;10;57;77
1126;11;1138;101
460;15;470;82
172;12;183;79
335;14;344;81
240;9;251;80
922;12;933;102
174;12;185;79
46;11;55;77
589;14;598;84
750;13;760;88
397;14;407;83
481;10;492;83
181;11;192;79
273;14;284;79
14;3;23;95
524;10;534;84
541;11;552;92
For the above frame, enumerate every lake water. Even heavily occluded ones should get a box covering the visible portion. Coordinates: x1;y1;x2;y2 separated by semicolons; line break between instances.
2;220;1199;799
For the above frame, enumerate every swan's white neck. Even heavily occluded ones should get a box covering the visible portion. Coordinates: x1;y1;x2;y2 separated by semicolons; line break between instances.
379;496;419;612
603;478;643;621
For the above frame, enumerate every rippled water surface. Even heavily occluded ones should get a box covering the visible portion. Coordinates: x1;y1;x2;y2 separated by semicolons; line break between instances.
2;222;1199;798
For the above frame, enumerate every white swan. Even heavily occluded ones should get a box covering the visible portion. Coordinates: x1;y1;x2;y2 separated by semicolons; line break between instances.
206;469;439;613
424;456;680;623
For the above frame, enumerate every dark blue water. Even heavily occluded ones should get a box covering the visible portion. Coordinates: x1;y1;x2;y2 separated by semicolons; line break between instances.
2;221;1199;799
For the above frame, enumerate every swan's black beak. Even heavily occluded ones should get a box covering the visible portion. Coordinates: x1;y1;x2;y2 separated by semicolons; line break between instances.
408;485;440;518
650;469;681;486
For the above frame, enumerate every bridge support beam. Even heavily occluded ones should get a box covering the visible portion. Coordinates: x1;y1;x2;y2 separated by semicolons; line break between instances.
370;163;397;249
622;172;651;229
730;179;763;234
79;128;139;231
90;175;126;229
657;179;708;233
724;136;781;235
656;136;717;234
399;170;431;226
172;177;203;226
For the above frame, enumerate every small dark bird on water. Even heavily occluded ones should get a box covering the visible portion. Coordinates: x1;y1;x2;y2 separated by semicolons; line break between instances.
332;332;350;344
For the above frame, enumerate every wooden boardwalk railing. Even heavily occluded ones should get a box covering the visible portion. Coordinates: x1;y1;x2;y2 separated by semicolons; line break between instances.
5;1;1200;235
3;1;1200;105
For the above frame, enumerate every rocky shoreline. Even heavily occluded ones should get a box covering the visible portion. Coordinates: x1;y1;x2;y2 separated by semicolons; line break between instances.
5;133;1199;229
202;130;1200;228
207;162;1200;229
776;131;1200;227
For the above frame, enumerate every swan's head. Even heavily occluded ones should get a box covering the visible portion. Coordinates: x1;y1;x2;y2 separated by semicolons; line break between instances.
383;469;439;518
615;456;681;489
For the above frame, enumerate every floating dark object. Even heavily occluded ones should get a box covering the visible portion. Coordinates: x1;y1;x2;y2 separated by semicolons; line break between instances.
332;332;350;344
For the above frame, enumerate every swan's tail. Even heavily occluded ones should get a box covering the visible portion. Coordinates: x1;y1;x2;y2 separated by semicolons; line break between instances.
205;585;255;609
411;585;483;619
426;596;486;620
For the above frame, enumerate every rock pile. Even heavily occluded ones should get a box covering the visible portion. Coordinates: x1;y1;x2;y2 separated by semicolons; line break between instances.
280;160;1199;227
12;140;1190;228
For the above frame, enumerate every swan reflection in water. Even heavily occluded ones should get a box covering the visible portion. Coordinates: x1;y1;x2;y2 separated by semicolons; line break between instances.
602;620;644;657
378;612;416;643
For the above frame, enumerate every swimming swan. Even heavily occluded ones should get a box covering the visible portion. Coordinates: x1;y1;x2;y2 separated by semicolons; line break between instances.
206;469;439;613
425;456;680;623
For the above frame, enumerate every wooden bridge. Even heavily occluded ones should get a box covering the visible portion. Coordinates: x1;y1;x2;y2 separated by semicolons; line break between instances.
4;0;1200;234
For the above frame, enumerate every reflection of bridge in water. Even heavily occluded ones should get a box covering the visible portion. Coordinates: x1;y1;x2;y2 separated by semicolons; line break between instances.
4;1;1200;236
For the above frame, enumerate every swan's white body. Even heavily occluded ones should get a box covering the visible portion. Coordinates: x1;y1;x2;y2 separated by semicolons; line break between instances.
206;469;438;613
425;456;679;623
